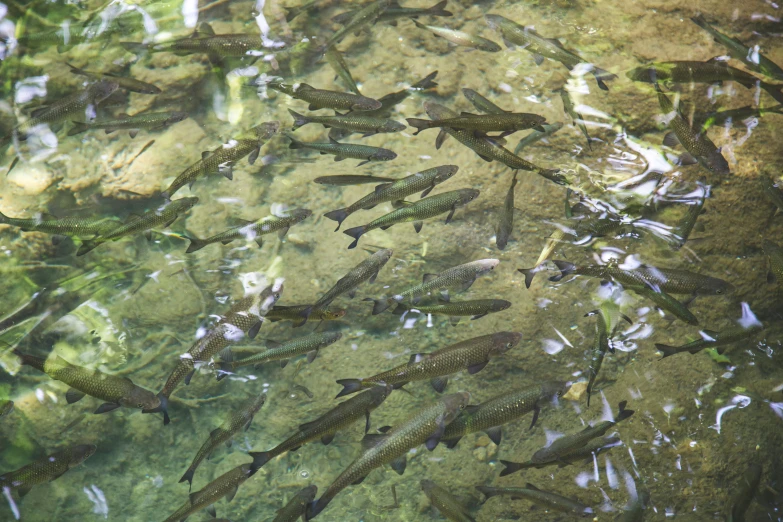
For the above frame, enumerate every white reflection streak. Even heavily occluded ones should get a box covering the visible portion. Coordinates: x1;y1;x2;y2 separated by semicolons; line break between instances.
592;452;600;482
182;0;198;28
552;327;573;348
710;395;751;434
84;485;108;518
3;487;19;520
601;392;613;422
769;402;783;420
605;457;618;489
622;471;638;502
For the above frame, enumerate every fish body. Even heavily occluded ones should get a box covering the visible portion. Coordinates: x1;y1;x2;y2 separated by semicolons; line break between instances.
327;0;391;47
728;463;762;522
65;62;161;94
421;480;475;522
413;21;500;52
342;188;479;248
332;1;452;25
366;71;439;118
656;323;764;358
760;176;783;214
325;46;360;94
557;87;591;150
0;445;96;497
627;285;698;325
0;400;13;417
335;331;521;396
161;122;279;199
163;464;256;522
288;135;396;166
68;111;188;137
393;298;511;325
500;436;621;475
274;485;318;522
584;311;609;407
462;88;507;114
441;381;569;447
671;182;708;249
124;29;269;58
407;112;546;136
266;305;346;323
324;165;459;230
0;212;121;240
250;386;392;469
496;173;517;250
185;209;312;253
269;81;381;111
697;105;783;131
289;109;405;135
179;394;266;488
476;484;594;517
13;349;160;414
306;393;470;519
485;14;616;90
514;122;564;152
764;240;783;294
314;175;396;186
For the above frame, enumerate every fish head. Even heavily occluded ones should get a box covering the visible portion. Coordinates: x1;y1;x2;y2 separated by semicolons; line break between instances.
322;308;347;320
296;484;318;502
0;401;13;416
69;444;97;467
368;382;394;405
289;208;314;223
433;165;459;184
371;149;397;161
474;258;500;276
490;299;512;312
441;392;471;422
458;188;481;204
541;380;571;401
699;277;735;296
91;80;120;102
167;111;189;125
383;120;408;133
420;479;437;493
254;120;280;140
705;150;731;176
121;387;161;411
375;248;394;264
489;331;522;355
326;332;343;345
170;196;199;212
483;14;506;31
423;101;455;120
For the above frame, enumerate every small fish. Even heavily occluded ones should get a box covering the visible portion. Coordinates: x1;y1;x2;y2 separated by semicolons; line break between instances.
655;323;764;358
440;381;569;448
412;21;501;52
288;135;396;166
216;332;342;378
476;484;594;517
363;71;439;119
343;188;479;249
764;240;783;295
696;105;783;132
266;305;346;323
163;463;256;522
76;197;199;255
284;0;321;22
485;14;616;90
407;112;546;137
68;111;188;137
462;88;507;114
122;23;275;58
324;165;458;230
499;436;621;475
393;298;511;325
306;393;469;519
250;385;392;469
274;485;318;522
332;0;452;25
421;480;475;522
289;109;406;135
335;331;521;396
65;62;161;94
326;0;391;47
161;122;279;199
179;394;266;489
514;122;564;152
0;212;121;242
556;86;591;151
584;310;610;407
496;173;517;250
13;349;160;414
671;181;708;249
518;229;568;288
728;463;762;522
0;400;14;417
760;176;783;216
185;209;312;253
269;81;381;111
0;445;96;498
325;46;360;95
314;175;397;186
627;285;699;325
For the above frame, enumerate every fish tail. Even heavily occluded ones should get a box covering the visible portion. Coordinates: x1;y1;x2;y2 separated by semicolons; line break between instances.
323;209;349;231
411;71;438;91
655;343;678;359
475;486;500;501
67;121;90;136
305;498;326;520
11;349;46;372
178;468;195;488
76;240;100;256
292;305;313;328
405;118;431;135
616;401;635;422
288;109;310;130
539;168;567;185
426;1;452;17
690;14;708;28
550;260;576;281
64;62;86;76
142;392;171;425
0;210;8;224
214;361;232;381
517;266;538;289
335;378;363;398
343;226;365;249
160;190;172;201
287;134;304;149
592;67;618;91
120;41;150;54
760;83;783;105
249;451;272;471
362;297;392;315
498;460;526;477
184;236;208;254
391;304;406;315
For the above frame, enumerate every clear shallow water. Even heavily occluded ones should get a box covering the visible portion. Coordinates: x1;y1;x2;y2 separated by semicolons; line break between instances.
0;0;782;520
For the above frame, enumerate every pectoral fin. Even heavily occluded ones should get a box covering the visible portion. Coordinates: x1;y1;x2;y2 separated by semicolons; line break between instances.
390;455;407;475
94;403;121;414
430;376;448;393
467;361;488;374
485;426;502;445
65;388;86;404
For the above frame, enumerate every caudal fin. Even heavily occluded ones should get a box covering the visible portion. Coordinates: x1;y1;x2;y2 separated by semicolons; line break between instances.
498;460;528;477
362;297;392;315
323;209;349;231
335;379;363;398
405;118;431;135
76;240;101;256
179;468;195;489
411;71;438;91
185;236;208;254
142;393;170;425
616;400;635;423
67;121;91;136
0;211;8;224
475;486;501;502
342;226;365;249
549;260;576;281
249;451;272;471
425;0;452;17
655;343;682;358
592;67;618;91
288;109;311;130
761;83;783;105
12;349;46;372
288;134;304;149
517;266;538;289
292;306;313;328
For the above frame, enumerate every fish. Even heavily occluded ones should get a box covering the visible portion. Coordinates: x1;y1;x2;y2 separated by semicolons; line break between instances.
0;400;13;417
627;285;699;325
365;258;499;314
274;485;319;522
363;71;439;118
284;0;321;21
440;381;569;448
760;175;783;216
655;323;764;358
268;81;381;111
325;46;360;94
421;480;475;522
728;463;762;522
342;188;479;249
514;122;564;152
517;229;568;288
179;393;266;489
476;484;594;517
406;112;546;137
423;101;566;185
122;23;274;58
499;436;621;475
305;392;470;519
584;310;610;407
215;332;342;379
392;298;511;325
696;104;783;132
184;209;312;253
76;197;199;255
314;175;397;186
332;0;452;25
0;211;122;242
161;122;280;199
485;14;617;90
556;86;592;150
289;109;406;135
335;331;521;396
461;88;507;114
324;165;459;230
0;445;96;498
298;248;393;325
265;305;346;323
65;62;161;94
616;491;649;522
531;401;634;464
691;16;783;81
654;85;730;176
147;281;283;425
163;463;256;522
412;21;501;52
13;349;160;414
670;181;708;249
288;134;397;166
326;0;391;47
250;385;392;470
68;111;188;137
764;240;783;295
496;172;517;250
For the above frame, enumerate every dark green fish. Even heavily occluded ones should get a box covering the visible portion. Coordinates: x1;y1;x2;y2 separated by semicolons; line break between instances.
326;0;391;47
476;484;594;517
122;23;276;58
485;14;617;90
161;122;279;199
585;310;610;407
65;62;161;94
556;86;592;150
315;175;397;186
324;165;458;229
77;197;199;255
697;105;783;132
335;331;521;396
266;305;346;323
179;394;266;489
407;112;545;137
288;134;396;166
185;209;312;253
325;46;360;94
343;188;479;249
289;109;405;135
728;463;762;522
284;0;320;22
0;400;13;417
163;464;256;522
0;211;121;241
215;332;342;378
514;122;564;152
655;322;764;358
670;182;708;249
392;298;511;325
274;485;318;522
365;71;439;118
13;349;160;414
332;1;452;25
269;81;381;111
366;258;499;314
500;436;621;475
421;480;475;522
440;381;569;448
764;240;783;294
760;176;783;216
462;88;507;114
496;172;517;250
68;111;188;137
250;385;392;469
0;445;96;498
413;21;501;52
532;401;634;463
691;15;783;81
627;285;699;325
306;393;470;519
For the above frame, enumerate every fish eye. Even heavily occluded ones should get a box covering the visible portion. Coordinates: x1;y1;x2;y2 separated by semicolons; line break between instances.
716;289;723;294
506;342;513;348
138;403;144;408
